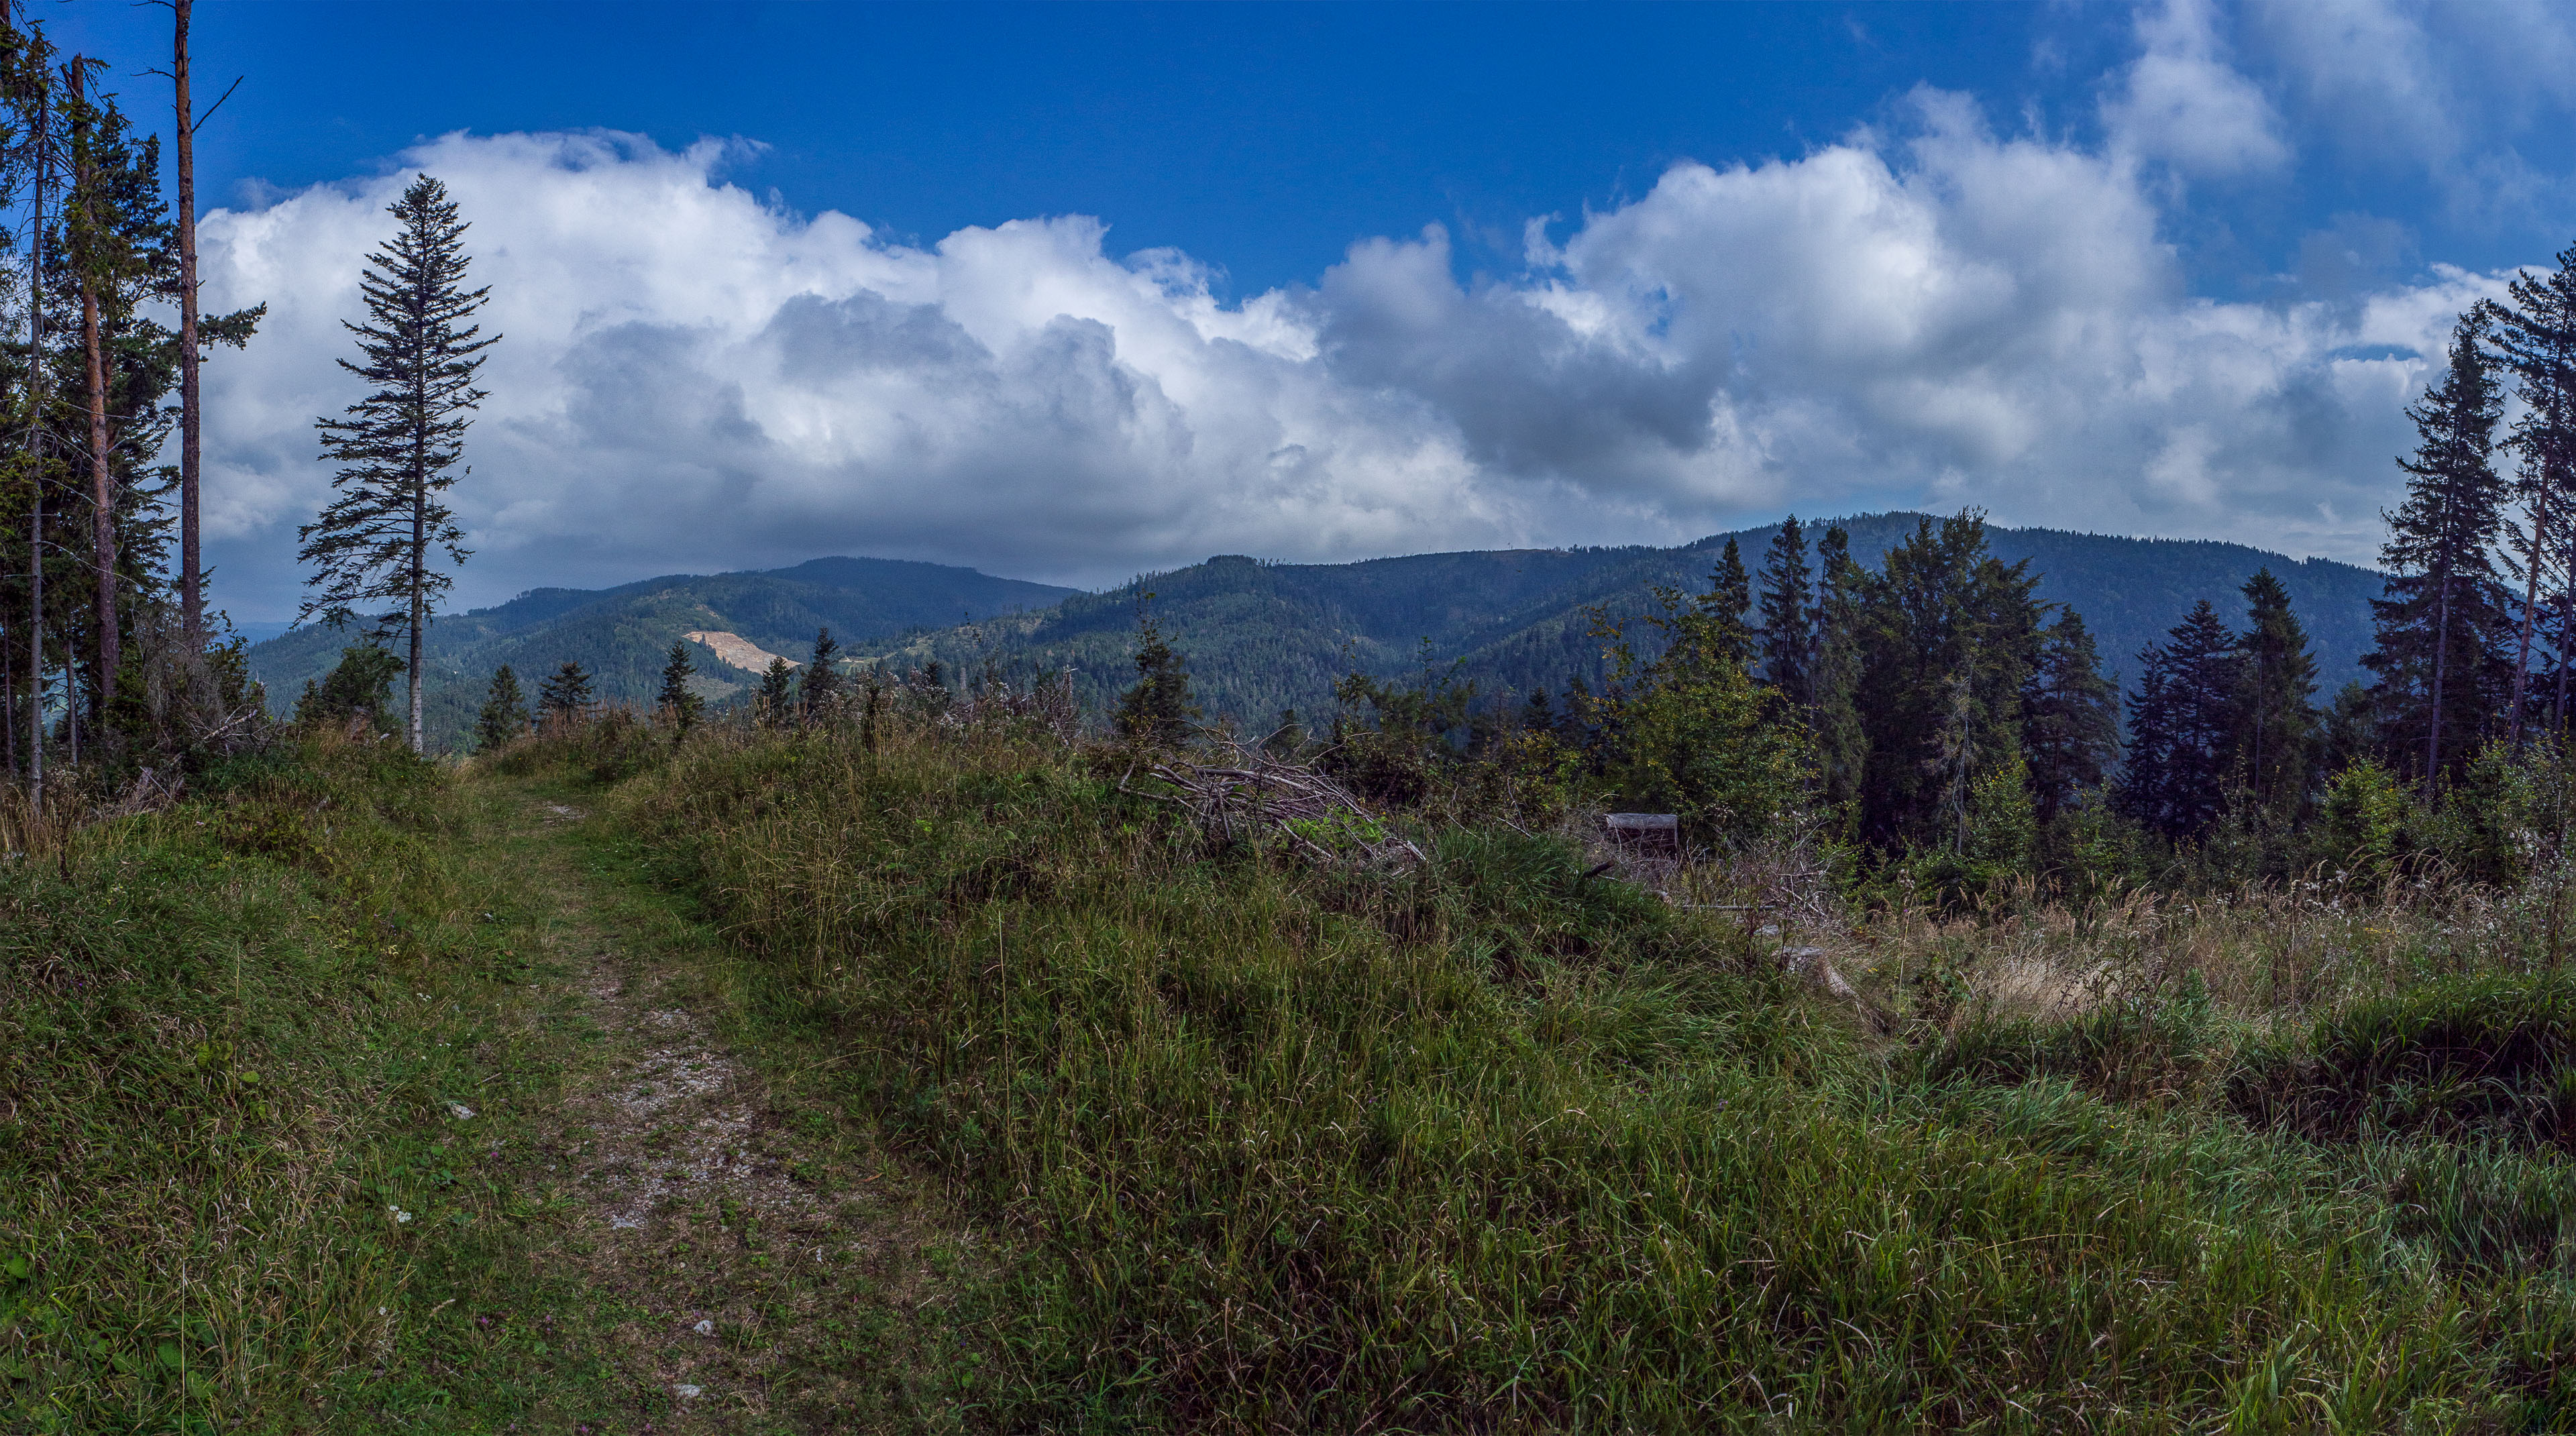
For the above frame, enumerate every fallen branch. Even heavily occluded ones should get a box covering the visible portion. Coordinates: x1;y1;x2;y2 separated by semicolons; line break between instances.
1125;742;1426;871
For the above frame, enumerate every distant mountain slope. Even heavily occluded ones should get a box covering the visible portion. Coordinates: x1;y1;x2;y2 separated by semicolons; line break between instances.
250;517;2387;751
248;556;1075;750
903;514;2385;724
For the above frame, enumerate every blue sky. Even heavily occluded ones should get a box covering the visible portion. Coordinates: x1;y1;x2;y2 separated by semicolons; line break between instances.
44;1;2576;615
69;3;2571;298
62;4;2076;292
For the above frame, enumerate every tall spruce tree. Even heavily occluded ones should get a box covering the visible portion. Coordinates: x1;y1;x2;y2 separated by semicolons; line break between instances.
800;627;841;716
1854;513;2045;850
1702;538;1754;667
298;174;498;754
11;17;58;796
2020;609;2120;827
1755;516;1813;707
2366;309;2508;788
658;640;704;737
2500;447;2576;740
2122;601;2238;840
40;52;248;737
756;657;795;723
2493;250;2576;745
1808;524;1869;826
474;663;525;752
2232;570;2320;822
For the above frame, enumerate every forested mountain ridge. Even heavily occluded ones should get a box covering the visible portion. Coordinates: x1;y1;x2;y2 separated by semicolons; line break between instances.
904;514;2383;724
246;556;1076;747
250;516;2380;749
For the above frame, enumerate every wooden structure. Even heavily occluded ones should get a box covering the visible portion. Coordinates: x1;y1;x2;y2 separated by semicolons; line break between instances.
1602;812;1679;856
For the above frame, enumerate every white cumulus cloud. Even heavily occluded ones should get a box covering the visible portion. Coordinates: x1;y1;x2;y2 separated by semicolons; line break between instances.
2103;0;2290;179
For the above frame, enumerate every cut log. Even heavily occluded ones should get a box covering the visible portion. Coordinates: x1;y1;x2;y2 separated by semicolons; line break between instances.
1603;812;1678;855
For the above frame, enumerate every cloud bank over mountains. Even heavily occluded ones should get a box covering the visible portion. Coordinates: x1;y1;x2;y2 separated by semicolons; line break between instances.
196;3;2561;615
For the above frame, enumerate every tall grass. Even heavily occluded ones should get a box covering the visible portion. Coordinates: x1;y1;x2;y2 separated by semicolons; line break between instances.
587;716;2576;1431
0;734;528;1431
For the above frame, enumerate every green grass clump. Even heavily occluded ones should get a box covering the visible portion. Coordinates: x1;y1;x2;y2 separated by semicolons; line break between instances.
598;724;2573;1431
0;736;550;1432
2232;973;2576;1149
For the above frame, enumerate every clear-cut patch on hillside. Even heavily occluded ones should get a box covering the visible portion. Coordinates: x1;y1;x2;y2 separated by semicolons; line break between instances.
684;630;798;674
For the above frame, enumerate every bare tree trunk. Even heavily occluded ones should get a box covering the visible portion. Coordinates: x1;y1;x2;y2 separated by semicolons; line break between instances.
27;491;40;800
174;0;203;649
25;76;48;803
2428;569;2451;794
409;504;424;753
2558;450;2576;740
2250;646;2266;810
2560;563;2574;736
73;63;117;732
81;290;113;722
2512;483;2546;749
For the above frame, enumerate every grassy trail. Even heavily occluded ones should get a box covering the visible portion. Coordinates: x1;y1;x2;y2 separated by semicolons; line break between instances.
412;775;981;1435
468;787;979;1436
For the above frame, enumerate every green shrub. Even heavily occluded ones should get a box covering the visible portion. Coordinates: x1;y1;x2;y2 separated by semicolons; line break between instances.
2314;756;2416;883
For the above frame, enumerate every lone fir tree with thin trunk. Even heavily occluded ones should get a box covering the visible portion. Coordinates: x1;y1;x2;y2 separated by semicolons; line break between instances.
298;174;498;754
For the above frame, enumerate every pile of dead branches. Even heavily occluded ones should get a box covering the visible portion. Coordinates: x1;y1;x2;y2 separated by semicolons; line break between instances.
1124;742;1427;870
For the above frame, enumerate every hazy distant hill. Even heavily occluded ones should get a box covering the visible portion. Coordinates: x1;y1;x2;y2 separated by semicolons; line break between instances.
902;514;2385;726
248;556;1076;750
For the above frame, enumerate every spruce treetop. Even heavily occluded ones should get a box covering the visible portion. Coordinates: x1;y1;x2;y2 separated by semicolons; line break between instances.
538;659;594;719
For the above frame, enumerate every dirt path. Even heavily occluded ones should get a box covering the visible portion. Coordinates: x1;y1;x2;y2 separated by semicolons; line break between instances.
493;791;974;1434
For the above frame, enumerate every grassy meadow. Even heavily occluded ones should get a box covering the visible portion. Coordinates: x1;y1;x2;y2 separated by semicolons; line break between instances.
6;708;2575;1431
584;711;2573;1430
